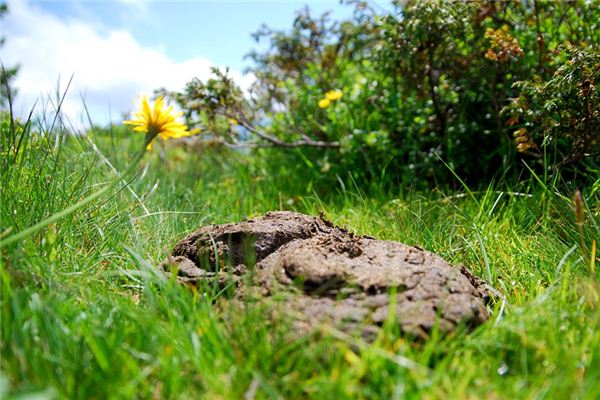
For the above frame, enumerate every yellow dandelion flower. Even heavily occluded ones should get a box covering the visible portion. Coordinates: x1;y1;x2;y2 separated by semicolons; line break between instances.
124;95;198;149
325;89;343;101
318;98;331;109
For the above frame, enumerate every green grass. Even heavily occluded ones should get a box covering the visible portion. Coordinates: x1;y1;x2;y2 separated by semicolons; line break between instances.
1;114;599;399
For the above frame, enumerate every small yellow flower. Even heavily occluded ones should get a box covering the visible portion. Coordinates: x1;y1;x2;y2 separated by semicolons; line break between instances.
124;95;198;149
325;89;343;101
318;98;331;109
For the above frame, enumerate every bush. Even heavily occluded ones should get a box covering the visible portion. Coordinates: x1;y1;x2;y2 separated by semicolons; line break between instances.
506;45;599;177
162;0;599;189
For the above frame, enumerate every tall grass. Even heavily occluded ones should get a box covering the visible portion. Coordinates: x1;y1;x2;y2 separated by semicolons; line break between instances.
1;105;599;399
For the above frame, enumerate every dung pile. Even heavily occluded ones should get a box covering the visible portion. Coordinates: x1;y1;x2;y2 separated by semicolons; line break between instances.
162;211;491;338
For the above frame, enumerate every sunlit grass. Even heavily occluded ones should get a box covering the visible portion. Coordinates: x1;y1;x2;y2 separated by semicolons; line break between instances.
1;110;599;399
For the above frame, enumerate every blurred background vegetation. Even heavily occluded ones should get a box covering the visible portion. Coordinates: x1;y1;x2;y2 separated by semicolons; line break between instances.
154;0;599;191
1;2;599;397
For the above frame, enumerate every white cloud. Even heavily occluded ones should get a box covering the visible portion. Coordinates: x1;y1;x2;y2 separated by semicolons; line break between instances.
0;1;253;131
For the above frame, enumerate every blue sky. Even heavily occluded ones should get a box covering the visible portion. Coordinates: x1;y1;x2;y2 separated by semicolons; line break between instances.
37;1;371;70
1;1;393;128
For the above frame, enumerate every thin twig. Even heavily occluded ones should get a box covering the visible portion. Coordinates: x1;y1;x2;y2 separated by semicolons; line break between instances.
237;114;340;148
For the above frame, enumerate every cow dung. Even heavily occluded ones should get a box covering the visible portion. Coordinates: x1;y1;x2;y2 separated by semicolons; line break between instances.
162;211;492;339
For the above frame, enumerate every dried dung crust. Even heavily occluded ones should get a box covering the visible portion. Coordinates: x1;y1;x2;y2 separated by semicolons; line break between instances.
255;235;490;337
162;211;491;338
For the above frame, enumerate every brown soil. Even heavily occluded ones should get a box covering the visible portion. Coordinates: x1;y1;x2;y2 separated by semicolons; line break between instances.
162;211;491;339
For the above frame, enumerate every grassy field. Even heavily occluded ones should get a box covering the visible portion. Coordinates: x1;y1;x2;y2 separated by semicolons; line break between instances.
1;117;599;399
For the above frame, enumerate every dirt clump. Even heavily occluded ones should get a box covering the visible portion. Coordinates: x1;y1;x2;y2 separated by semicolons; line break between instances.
162;211;491;338
164;211;345;286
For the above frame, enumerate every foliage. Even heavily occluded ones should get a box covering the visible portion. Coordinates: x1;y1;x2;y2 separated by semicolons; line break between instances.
157;68;256;148
505;45;599;173
2;2;600;397
164;0;599;188
1;111;600;398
